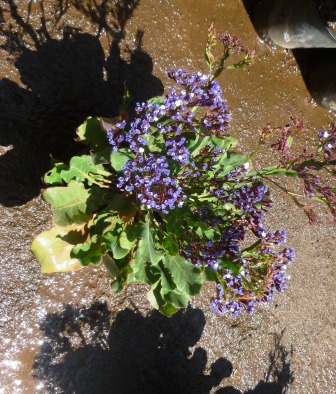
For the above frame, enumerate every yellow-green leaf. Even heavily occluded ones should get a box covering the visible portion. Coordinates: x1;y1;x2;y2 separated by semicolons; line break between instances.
31;226;86;273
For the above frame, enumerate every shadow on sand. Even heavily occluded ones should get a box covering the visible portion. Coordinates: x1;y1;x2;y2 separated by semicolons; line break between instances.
217;329;294;394
33;302;294;394
0;0;163;206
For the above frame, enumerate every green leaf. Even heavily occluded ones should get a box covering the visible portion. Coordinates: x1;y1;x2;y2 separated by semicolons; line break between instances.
111;278;124;293
202;266;218;281
189;136;210;156
146;277;182;316
120;85;133;112
76;117;108;150
94;211;120;235
103;253;120;279
86;186;107;213
129;249;149;283
104;253;131;293
209;136;238;150
103;230;130;259
161;287;189;308
71;234;102;266
119;231;136;250
159;303;179;317
162;255;202;296
162;235;179;256
31;225;85;273
129;249;163;284
138;216;165;265
44;163;67;185
147;280;165;310
263;168;299;177
165;204;192;235
110;149;134;172
214;151;248;173
60;155;111;186
157;261;176;292
124;222;144;242
43;181;94;226
225;62;245;70
108;193;138;222
286;135;294;149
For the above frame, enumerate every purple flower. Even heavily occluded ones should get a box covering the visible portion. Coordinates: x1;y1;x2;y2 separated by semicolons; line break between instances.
117;155;186;214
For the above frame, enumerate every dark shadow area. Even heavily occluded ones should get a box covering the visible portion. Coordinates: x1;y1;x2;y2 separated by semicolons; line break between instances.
0;0;163;206
33;303;232;394
292;48;336;110
243;0;336;112
242;0;276;44
33;302;294;394
216;330;294;394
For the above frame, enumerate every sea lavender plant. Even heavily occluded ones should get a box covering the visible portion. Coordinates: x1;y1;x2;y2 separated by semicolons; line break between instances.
31;26;335;317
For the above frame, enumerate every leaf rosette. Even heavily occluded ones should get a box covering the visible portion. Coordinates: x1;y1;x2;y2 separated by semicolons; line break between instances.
31;27;335;317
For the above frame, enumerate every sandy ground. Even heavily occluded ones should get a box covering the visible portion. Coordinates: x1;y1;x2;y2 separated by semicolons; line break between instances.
0;1;335;393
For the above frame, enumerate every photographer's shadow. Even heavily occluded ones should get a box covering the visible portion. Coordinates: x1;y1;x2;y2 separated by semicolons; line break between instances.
0;0;163;206
33;303;232;394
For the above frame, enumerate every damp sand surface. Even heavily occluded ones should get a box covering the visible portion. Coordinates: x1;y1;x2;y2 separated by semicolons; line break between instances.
0;1;335;393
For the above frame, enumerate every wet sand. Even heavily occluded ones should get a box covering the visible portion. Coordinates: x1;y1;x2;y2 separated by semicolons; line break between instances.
0;1;335;393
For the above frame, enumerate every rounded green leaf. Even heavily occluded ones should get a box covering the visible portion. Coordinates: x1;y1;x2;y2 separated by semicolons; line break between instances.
42;181;92;226
76;117;108;150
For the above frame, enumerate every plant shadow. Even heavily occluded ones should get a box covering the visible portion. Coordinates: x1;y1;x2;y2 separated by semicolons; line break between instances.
33;303;233;393
33;302;294;394
0;0;163;206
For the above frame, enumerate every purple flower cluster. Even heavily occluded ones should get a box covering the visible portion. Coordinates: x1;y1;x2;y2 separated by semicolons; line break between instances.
211;285;245;317
176;168;295;317
197;205;225;228
209;165;248;199
210;246;295;317
177;192;295;316
225;181;273;238
117;155;186;214
165;137;190;165
166;69;231;135
106;69;233;214
262;229;287;246
181;223;246;271
182;240;221;271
